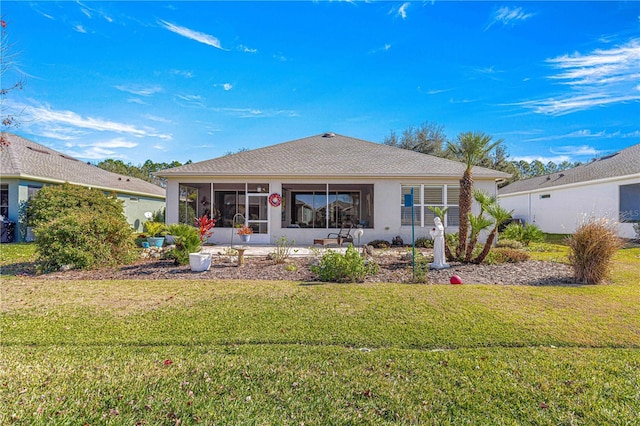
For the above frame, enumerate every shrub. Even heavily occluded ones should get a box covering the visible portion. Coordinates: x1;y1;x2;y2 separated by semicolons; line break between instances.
410;252;429;283
311;244;379;283
566;218;622;284
27;183;124;227
485;247;530;264
368;239;390;249
35;212;136;272
414;236;433;248
165;223;200;265
270;236;297;264
27;183;136;272
144;221;167;237
496;238;524;250
500;223;544;246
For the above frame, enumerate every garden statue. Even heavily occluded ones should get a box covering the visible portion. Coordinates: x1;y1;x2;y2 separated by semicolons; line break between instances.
429;217;450;269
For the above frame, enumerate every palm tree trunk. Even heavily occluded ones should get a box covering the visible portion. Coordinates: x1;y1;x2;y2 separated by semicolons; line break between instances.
473;228;498;264
457;171;473;259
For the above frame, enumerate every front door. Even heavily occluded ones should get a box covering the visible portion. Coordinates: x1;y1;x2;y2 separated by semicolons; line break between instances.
246;193;269;244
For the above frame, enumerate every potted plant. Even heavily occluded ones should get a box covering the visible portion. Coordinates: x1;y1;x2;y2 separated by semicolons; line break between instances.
144;221;167;248
189;215;216;272
237;224;253;243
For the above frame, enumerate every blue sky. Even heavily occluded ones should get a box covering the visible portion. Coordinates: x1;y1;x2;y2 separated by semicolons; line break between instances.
3;1;639;165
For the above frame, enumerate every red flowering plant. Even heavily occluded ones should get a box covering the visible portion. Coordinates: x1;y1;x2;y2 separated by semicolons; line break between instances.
195;215;216;244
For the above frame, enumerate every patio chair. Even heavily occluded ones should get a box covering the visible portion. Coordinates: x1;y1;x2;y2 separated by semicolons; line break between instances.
327;222;354;246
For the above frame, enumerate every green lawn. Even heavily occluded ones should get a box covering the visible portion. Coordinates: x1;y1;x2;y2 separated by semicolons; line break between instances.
1;245;639;424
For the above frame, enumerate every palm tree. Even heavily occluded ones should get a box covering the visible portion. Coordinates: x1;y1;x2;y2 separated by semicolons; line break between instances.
465;212;494;262
447;132;502;260
473;189;496;216
473;203;513;264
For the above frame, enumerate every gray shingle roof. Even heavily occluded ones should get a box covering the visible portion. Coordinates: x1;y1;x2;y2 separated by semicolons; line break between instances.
1;133;165;198
157;133;511;179
499;143;640;195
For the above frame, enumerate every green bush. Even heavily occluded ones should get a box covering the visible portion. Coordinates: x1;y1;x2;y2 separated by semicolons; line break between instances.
35;212;136;272
144;221;167;237
414;236;433;248
566;218;622;284
270;236;297;264
165;224;200;265
495;238;524;250
27;183;136;272
27;183;124;227
368;239;390;249
410;252;429;283
311;245;379;283
485;247;531;264
500;223;544;246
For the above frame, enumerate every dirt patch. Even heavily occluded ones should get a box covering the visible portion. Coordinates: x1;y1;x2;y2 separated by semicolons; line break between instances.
29;248;577;286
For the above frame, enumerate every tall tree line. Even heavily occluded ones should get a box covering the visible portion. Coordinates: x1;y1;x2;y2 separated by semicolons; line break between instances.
95;159;191;187
383;121;582;183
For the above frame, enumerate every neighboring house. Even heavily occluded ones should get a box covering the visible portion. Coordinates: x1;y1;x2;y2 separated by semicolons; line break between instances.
156;133;510;246
498;143;640;239
0;133;166;242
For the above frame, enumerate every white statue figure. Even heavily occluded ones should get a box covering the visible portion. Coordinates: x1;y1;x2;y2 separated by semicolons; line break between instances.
429;217;450;269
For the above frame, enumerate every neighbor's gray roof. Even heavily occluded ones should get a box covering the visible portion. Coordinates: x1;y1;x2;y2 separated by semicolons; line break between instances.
157;133;511;179
0;133;165;198
499;143;640;195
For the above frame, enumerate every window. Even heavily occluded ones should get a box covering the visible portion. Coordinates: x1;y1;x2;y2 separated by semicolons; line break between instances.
282;184;373;229
619;183;640;222
401;184;459;227
0;184;8;218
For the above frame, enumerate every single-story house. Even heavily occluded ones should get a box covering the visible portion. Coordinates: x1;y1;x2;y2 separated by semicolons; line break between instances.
156;133;510;246
0;133;166;242
498;143;640;239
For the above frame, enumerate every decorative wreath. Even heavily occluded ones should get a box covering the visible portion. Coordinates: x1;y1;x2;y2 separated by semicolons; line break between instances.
268;193;282;207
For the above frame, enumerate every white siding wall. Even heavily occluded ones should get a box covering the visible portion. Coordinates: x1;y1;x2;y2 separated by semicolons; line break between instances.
165;177;500;245
498;176;639;238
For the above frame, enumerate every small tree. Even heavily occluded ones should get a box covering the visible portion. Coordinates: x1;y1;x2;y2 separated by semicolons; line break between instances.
473;203;513;264
446;131;502;260
1;17;26;148
465;212;493;262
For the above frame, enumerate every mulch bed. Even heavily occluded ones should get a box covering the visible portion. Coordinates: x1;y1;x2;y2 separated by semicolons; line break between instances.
24;248;579;286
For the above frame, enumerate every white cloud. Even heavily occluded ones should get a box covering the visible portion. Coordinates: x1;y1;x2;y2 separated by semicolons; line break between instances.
511;154;572;164
369;44;391;54
114;85;163;96
238;44;257;53
143;114;172;124
520;38;640;115
80;138;139;149
223;83;233;91
171;69;194;78
65;146;125;160
17;102;172;141
549;145;600;156
397;2;410;20
127;98;147;105
159;19;225;50
486;6;534;31
74;24;87;33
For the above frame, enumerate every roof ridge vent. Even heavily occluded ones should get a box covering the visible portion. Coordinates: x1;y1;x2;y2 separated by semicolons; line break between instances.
322;132;335;138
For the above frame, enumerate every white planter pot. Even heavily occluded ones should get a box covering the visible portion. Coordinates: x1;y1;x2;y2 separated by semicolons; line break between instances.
189;252;212;272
